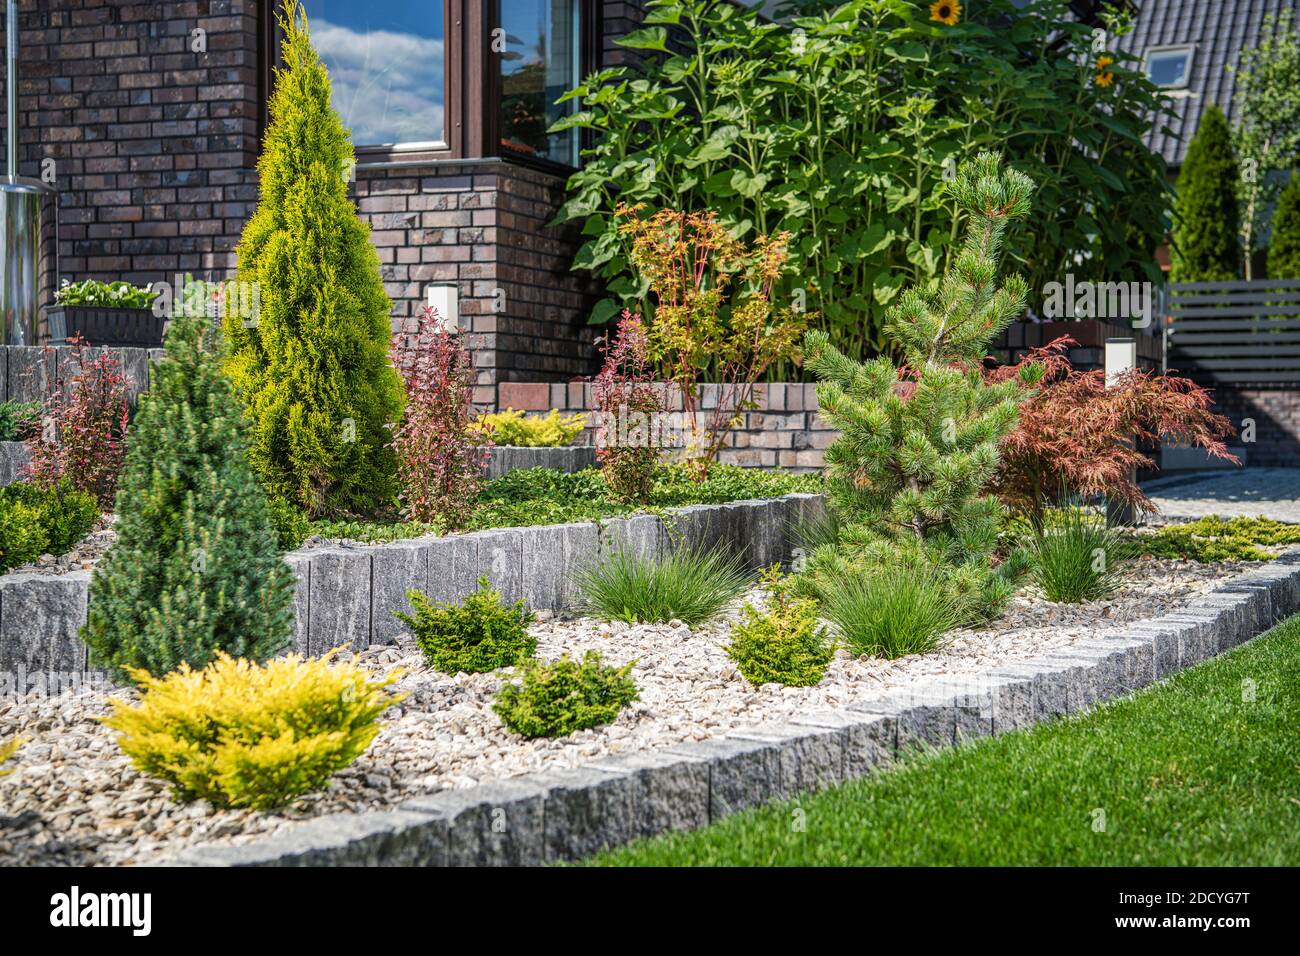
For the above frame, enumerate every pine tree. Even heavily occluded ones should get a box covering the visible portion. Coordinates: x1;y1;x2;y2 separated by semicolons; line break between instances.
804;152;1043;623
1267;174;1300;279
224;0;404;517
81;310;295;683
1170;105;1243;283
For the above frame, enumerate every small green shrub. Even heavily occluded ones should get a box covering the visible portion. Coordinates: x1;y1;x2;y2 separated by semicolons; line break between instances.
726;567;833;687
0;735;24;777
0;399;39;442
1134;516;1300;562
101;652;402;810
0;480;99;572
1029;506;1132;603
266;496;313;552
54;278;158;309
577;544;750;626
0;491;46;573
471;408;587;447
395;578;536;674
492;650;638;739
822;565;957;660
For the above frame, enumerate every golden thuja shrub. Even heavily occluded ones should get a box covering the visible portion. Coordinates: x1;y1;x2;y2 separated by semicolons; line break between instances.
469;408;588;448
0;736;24;777
101;652;404;810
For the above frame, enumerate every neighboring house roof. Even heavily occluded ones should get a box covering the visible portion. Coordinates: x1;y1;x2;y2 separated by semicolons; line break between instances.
1116;0;1300;169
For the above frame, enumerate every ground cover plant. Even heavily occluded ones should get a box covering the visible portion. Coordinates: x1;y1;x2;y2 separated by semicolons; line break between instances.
101;652;402;811
224;0;403;518
471;408;586;447
726;567;833;687
493;650;639;739
1132;515;1300;563
81;310;294;683
803;151;1040;625
576;544;750;626
584;611;1300;866
298;463;818;546
395;579;536;674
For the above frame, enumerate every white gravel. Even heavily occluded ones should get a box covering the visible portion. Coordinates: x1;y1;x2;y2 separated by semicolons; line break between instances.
0;554;1268;866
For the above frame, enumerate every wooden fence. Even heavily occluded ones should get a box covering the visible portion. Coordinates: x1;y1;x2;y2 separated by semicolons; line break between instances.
1167;279;1300;385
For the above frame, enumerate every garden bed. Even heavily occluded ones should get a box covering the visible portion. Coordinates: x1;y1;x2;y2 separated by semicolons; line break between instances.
0;550;1289;867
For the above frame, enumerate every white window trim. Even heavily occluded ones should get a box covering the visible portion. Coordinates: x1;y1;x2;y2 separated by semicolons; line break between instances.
1144;44;1196;90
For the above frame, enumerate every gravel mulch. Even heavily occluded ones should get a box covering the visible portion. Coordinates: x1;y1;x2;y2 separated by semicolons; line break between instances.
0;554;1265;866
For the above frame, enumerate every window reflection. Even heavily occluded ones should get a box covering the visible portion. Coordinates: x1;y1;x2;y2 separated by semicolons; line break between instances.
498;0;581;165
299;1;446;147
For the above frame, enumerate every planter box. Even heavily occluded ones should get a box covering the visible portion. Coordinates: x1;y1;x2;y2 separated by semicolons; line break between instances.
0;492;821;676
483;445;596;479
0;441;30;486
47;306;166;349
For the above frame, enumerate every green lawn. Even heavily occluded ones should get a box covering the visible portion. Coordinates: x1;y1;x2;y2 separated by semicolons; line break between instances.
586;614;1300;866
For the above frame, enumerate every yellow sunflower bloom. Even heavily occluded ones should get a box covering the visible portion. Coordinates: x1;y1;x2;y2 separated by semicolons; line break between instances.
929;1;962;26
1095;56;1116;87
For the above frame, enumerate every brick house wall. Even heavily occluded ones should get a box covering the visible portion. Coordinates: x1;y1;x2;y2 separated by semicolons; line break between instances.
2;0;651;387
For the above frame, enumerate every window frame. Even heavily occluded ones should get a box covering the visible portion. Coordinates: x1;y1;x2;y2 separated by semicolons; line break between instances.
1144;44;1196;90
261;0;599;171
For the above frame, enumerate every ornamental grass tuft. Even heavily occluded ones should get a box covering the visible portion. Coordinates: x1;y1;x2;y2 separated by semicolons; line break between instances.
576;544;750;626
1029;506;1132;603
822;564;957;659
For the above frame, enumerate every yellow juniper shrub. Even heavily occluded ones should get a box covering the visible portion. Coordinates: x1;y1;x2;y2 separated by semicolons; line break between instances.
470;408;587;447
0;736;24;777
100;652;403;810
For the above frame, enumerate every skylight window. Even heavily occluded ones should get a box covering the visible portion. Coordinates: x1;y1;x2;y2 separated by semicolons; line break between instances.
1145;45;1195;89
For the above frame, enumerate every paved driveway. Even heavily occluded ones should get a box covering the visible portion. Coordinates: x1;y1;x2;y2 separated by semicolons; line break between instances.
1142;468;1300;523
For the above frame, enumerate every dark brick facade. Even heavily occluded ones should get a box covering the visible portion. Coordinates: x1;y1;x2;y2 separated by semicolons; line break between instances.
1206;387;1300;468
2;0;650;386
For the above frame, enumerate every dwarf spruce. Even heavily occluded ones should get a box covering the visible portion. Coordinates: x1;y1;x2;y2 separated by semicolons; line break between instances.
81;310;295;682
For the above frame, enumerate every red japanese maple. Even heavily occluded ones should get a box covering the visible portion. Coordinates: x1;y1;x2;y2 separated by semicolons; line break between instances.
988;337;1238;522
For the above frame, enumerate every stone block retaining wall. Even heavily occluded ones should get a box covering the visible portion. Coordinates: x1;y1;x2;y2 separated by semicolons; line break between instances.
0;493;821;679
170;550;1300;867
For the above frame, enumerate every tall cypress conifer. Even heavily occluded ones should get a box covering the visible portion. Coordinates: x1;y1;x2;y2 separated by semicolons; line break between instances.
224;0;404;517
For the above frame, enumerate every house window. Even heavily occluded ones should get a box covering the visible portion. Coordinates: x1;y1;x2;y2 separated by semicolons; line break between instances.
298;1;447;148
1145;45;1194;89
497;0;582;166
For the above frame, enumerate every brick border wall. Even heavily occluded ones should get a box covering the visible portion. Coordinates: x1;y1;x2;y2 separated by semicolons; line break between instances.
499;381;835;472
1207;387;1300;468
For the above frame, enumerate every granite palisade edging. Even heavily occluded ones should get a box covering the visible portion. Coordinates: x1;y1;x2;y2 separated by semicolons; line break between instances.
0;493;823;677
166;551;1300;868
483;445;596;479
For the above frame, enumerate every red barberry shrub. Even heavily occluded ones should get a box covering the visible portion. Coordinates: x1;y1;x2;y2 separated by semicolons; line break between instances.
24;335;130;510
592;311;665;504
388;305;489;528
988;337;1238;522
